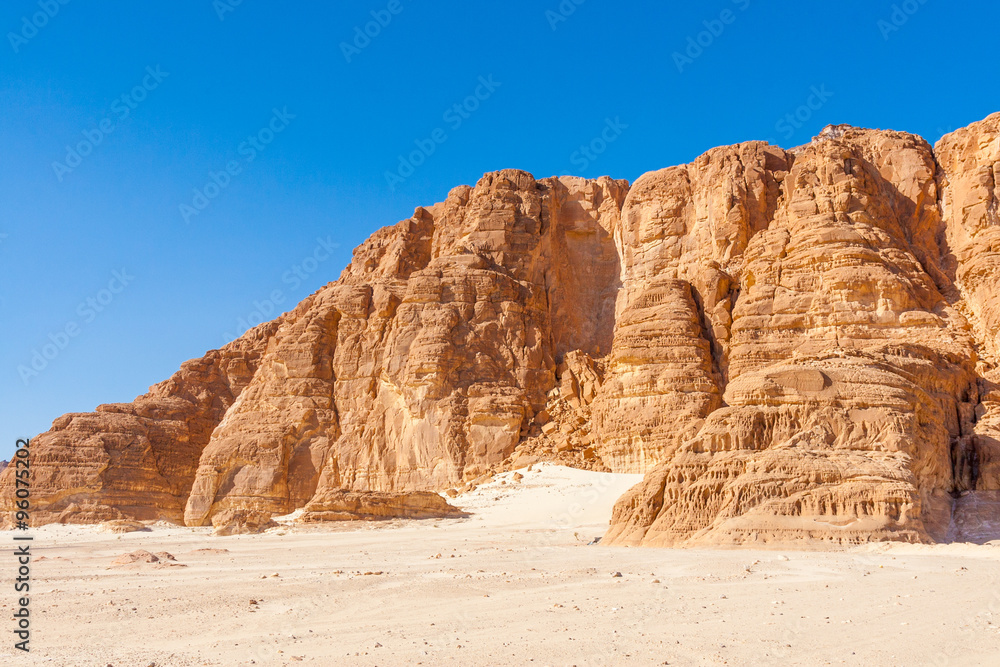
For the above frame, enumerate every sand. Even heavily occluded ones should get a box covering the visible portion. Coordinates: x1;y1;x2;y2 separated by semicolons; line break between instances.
3;464;999;666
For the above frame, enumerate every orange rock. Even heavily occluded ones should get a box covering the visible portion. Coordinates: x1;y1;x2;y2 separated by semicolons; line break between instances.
606;123;990;546
935;113;1000;494
111;550;176;566
0;322;277;526
211;508;278;536
3;113;1000;547
297;490;465;522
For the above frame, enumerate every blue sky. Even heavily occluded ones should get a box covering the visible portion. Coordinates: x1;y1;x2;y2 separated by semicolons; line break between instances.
2;0;998;456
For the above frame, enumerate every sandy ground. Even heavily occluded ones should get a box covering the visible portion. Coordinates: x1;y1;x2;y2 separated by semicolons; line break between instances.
3;464;999;666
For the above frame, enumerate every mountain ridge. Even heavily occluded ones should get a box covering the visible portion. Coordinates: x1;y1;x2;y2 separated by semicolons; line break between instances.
4;111;999;545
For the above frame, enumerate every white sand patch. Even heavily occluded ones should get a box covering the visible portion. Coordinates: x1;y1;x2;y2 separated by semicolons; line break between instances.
451;463;644;533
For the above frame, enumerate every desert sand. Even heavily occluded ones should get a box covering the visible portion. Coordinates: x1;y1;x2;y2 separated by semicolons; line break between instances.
3;464;999;666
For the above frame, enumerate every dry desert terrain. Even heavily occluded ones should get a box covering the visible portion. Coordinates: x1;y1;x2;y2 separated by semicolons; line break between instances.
3;464;999;666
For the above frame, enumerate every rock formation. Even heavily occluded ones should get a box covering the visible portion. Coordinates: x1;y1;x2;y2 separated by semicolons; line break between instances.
607;116;1000;546
298;489;466;523
4;322;277;525
3;112;999;546
211;508;278;536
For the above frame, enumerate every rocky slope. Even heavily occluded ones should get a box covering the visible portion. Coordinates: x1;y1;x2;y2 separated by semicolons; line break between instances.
4;322;278;525
607;120;998;546
3;112;998;545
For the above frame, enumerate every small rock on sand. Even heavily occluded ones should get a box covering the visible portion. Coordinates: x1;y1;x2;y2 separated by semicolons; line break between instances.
111;550;179;566
102;520;150;534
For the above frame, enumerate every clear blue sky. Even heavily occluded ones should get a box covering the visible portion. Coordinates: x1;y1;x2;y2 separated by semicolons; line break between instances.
2;0;998;457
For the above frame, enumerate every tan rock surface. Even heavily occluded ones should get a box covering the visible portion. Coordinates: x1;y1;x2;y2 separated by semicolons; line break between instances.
3;113;1000;547
297;489;465;522
110;549;179;566
935;113;1000;492
309;172;627;501
100;519;149;534
211;508;278;536
607;124;990;546
0;321;278;526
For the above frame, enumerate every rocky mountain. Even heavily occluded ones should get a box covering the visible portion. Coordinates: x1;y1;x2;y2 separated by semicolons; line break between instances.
3;112;998;545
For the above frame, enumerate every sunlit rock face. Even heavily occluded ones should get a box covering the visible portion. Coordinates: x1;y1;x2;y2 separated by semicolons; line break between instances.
609;118;999;546
5;112;1000;546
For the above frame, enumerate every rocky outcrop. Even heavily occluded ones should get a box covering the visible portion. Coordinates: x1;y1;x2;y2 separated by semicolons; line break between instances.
1;172;629;528
3;112;999;547
607;121;995;546
101;519;149;534
0;321;278;525
211;508;278;536
298;490;465;522
935;116;1000;494
178;173;628;526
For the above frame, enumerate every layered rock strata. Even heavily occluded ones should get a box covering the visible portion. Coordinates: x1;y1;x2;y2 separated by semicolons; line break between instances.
3;112;999;545
608;118;999;546
3;322;277;525
298;490;465;522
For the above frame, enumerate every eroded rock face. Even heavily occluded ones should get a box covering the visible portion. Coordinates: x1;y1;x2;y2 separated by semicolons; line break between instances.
935;115;1000;494
298;490;465;522
3;112;999;546
0;321;278;526
211;508;278;536
101;519;149;534
607;123;991;546
1;172;629;528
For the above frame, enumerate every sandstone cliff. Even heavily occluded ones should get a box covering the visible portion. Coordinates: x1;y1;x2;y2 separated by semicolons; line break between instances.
3;112;999;545
606;123;991;546
4;321;278;525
